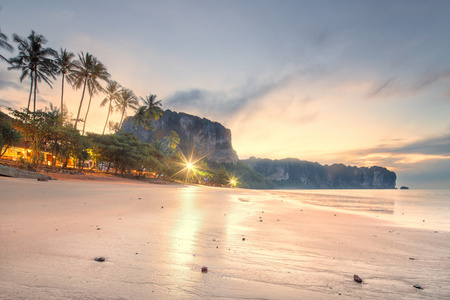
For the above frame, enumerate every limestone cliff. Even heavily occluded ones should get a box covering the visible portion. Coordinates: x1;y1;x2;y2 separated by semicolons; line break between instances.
242;157;397;189
122;110;238;164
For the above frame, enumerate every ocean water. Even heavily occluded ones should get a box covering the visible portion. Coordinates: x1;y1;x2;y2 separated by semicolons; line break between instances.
269;189;450;232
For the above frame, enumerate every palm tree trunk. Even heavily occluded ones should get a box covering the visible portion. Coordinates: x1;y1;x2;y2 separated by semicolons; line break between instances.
82;93;93;135
60;74;65;121
33;70;37;113
119;109;125;129
102;100;112;135
74;77;87;130
27;75;33;111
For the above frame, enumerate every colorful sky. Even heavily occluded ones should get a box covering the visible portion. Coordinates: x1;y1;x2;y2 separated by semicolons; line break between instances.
1;1;449;188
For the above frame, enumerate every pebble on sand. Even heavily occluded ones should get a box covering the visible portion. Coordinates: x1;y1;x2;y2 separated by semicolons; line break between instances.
94;257;105;262
201;266;208;273
413;284;423;290
353;274;363;283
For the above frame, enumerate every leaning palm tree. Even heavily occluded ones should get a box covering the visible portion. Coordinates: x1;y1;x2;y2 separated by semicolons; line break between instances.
81;58;109;135
69;52;109;130
115;88;138;129
134;94;163;129
69;52;93;129
54;48;75;118
0;28;13;62
100;80;121;134
8;31;57;113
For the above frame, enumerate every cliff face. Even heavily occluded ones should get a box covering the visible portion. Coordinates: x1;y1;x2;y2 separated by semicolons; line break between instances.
122;110;239;164
242;157;397;189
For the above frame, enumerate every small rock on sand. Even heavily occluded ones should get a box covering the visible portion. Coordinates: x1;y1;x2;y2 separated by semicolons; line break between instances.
353;274;363;283
413;284;423;290
201;266;208;273
94;257;105;262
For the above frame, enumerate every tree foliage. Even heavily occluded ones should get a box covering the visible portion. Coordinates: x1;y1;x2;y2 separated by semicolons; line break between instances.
116;88;138;128
8;107;88;168
88;132;168;177
8;31;57;112
134;94;163;130
100;80;122;134
54;48;75;118
0;119;22;157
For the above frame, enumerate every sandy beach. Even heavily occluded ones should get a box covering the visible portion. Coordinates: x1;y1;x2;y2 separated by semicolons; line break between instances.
0;177;449;299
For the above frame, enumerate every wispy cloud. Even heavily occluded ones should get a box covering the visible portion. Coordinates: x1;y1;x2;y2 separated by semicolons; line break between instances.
340;132;450;171
369;69;450;99
164;69;301;119
377;133;450;156
0;69;24;91
0;98;19;109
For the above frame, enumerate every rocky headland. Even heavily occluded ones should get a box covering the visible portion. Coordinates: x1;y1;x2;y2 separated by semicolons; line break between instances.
122;110;238;164
122;110;397;189
242;157;397;189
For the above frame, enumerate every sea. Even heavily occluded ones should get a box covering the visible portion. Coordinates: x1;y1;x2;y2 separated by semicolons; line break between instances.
268;189;450;232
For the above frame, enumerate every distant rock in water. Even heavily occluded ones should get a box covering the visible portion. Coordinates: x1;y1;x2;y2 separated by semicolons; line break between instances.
122;109;238;164
242;157;397;189
400;186;409;189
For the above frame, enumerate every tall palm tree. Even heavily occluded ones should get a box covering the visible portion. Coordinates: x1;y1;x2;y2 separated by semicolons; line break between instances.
81;59;109;135
54;48;75;118
69;52;109;130
115;88;138;129
0;28;13;63
100;80;121;134
134;94;163;129
8;31;57;113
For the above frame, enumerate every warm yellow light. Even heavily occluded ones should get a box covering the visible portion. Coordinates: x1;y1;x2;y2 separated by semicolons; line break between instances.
229;178;237;187
186;162;194;170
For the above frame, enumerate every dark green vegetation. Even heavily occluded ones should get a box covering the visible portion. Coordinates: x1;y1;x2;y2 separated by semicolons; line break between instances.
0;113;22;158
206;160;276;189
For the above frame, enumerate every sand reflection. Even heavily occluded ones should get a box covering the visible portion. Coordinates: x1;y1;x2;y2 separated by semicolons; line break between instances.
170;187;203;268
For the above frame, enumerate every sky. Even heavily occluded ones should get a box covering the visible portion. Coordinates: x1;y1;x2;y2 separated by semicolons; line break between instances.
0;0;449;189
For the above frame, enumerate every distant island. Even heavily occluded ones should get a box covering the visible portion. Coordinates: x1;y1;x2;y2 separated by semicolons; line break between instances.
123;109;397;189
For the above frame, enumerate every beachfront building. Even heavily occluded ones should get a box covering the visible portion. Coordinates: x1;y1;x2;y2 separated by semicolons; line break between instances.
0;145;74;168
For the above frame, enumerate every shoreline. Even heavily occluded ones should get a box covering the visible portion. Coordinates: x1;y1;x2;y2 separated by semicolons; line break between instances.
1;177;448;299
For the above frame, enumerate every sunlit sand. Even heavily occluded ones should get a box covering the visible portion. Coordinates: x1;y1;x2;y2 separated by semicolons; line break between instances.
0;177;448;299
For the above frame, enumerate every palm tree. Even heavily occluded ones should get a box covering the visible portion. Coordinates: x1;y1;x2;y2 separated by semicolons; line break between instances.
115;88;138;129
100;80;121;134
0;28;13;63
8;31;57;113
168;130;180;149
69;52;109;130
81;59;109;135
54;48;75;118
134;94;163;129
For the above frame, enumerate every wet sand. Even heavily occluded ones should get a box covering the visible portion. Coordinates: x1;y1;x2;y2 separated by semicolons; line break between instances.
0;177;449;299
